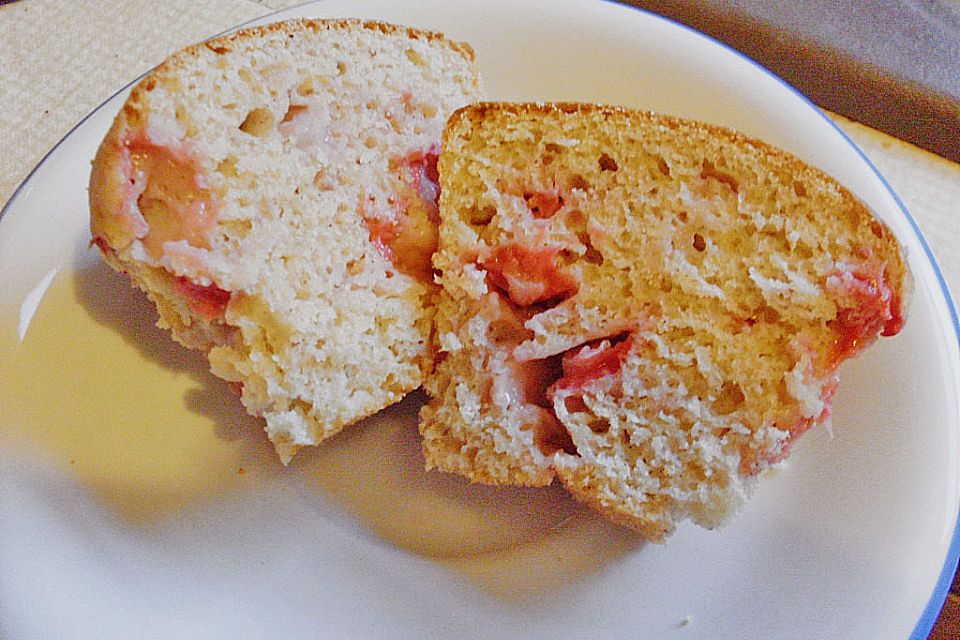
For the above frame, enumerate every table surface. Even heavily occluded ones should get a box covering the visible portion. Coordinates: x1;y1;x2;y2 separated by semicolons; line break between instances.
1;0;959;636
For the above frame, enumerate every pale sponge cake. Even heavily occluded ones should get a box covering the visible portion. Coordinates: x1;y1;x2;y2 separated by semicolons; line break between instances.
89;19;481;462
421;103;908;540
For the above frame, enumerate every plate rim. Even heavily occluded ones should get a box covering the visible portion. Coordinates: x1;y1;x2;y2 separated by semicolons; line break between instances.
1;0;957;636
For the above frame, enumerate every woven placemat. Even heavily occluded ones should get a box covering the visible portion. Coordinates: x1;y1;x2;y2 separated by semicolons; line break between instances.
0;0;304;203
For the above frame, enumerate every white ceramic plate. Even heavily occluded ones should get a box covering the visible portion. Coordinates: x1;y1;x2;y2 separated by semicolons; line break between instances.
1;1;958;638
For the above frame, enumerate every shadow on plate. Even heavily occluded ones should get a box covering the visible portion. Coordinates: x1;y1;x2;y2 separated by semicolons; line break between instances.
71;253;270;449
62;245;644;599
71;247;276;454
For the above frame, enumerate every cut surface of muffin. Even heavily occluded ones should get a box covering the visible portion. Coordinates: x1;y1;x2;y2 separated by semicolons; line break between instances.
90;19;482;462
421;103;908;540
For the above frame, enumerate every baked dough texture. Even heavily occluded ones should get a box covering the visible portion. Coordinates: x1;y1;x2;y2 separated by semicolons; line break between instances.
421;103;909;540
90;19;481;462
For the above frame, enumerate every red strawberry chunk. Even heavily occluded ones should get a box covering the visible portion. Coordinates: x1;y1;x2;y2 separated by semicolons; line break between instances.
481;243;578;306
125;135;218;259
360;147;442;283
91;236;113;255
882;291;905;336
173;276;232;321
825;263;900;369
365;217;398;262
551;333;634;393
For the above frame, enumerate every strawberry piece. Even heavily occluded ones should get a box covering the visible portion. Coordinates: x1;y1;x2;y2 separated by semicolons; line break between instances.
481;243;578;306
361;147;442;283
173;276;232;321
365;217;398;262
91;236;113;255
825;262;899;369
364;207;437;282
531;406;578;456
551;333;634;393
882;291;905;336
125;135;218;259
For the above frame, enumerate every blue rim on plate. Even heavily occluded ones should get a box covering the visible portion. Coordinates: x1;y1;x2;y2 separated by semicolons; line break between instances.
2;1;958;636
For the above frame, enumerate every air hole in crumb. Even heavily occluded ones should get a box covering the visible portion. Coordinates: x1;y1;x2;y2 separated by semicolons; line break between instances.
700;160;740;193
565;208;586;228
296;77;315;97
584;246;604;265
578;231;604;265
336;61;347;75
713;381;745;416
239;108;274;137
384;372;398;390
598;153;618;172
313;168;334;191
217;155;239;177
563;395;589;414
533;418;579;456
588;418;611;434
346;259;364;276
281;103;307;124
405;48;427;67
692;233;706;252
657;156;671;176
174;103;197;138
468;205;496;226
488;318;532;345
224;219;252;236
